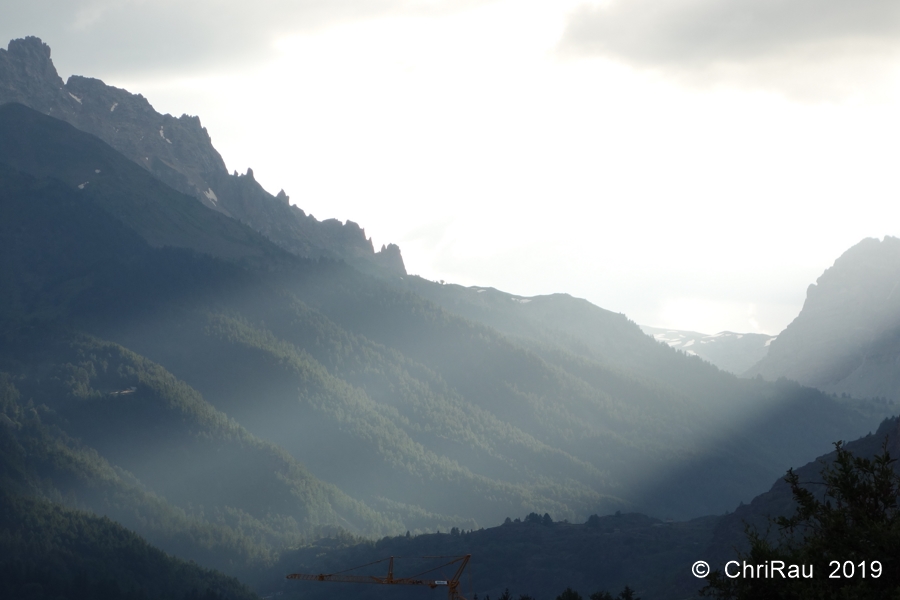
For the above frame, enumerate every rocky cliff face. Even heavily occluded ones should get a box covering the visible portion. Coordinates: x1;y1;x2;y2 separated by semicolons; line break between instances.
0;36;405;274
747;236;900;399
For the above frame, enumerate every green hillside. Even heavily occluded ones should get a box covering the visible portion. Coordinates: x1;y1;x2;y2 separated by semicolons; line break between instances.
0;334;400;572
0;491;259;600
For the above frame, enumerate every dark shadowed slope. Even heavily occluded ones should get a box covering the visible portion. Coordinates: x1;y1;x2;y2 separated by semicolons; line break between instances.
261;512;719;600
702;415;900;578
0;102;291;265
0;492;260;600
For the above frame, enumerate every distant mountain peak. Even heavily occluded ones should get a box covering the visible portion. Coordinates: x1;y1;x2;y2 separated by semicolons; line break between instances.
0;36;66;114
376;243;407;275
640;325;776;374
747;235;900;398
7;35;52;62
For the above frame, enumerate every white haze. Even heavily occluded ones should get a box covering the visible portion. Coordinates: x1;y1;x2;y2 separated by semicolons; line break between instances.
3;0;900;334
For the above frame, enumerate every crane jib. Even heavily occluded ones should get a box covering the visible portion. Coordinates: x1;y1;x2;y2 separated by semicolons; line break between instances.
287;554;471;600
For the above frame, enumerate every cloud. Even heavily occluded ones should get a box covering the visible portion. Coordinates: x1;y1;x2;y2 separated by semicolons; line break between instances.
0;0;490;79
559;0;900;99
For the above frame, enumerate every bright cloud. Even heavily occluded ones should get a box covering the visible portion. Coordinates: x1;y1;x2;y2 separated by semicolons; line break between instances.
560;0;900;99
0;0;497;78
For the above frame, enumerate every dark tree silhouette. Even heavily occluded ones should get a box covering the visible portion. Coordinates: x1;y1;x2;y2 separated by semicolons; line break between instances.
556;587;583;600
702;440;900;599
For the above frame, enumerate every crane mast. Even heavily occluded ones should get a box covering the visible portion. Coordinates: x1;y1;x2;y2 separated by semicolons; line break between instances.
287;554;471;600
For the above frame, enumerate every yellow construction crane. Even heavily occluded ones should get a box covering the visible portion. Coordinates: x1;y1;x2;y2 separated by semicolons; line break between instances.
287;554;471;600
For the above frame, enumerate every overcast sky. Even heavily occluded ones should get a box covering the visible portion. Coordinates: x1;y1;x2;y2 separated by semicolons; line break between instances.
4;0;900;335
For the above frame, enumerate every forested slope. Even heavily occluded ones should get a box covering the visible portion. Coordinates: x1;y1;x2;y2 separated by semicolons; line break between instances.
0;103;882;530
0;491;260;600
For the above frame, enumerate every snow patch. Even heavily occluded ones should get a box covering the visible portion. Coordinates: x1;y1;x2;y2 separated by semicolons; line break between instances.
682;340;694;348
94;169;101;174
476;289;486;293
78;182;88;189
203;188;218;205
765;337;776;347
110;102;118;112
159;127;172;144
511;298;532;304
68;92;82;104
654;332;683;344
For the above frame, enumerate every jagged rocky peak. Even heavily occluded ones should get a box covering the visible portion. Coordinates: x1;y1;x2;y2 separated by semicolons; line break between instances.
0;36;67;114
376;243;407;275
0;37;229;212
0;36;406;275
4;36;58;82
276;189;290;205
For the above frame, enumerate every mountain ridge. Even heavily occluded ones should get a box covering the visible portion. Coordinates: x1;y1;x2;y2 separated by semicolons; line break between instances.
0;36;404;275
